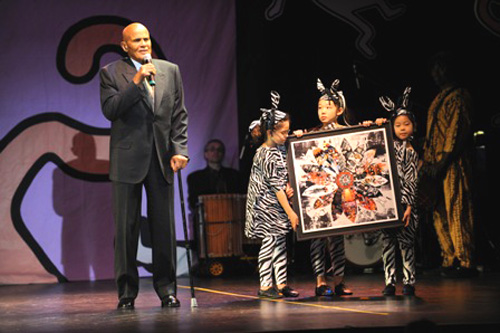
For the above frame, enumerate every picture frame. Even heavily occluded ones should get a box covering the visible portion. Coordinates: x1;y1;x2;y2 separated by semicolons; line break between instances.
287;122;404;241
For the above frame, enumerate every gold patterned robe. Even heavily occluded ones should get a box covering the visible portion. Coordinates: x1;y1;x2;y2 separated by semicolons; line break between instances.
423;86;475;268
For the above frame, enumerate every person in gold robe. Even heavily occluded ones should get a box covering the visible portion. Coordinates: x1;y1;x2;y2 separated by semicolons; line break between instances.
421;51;477;278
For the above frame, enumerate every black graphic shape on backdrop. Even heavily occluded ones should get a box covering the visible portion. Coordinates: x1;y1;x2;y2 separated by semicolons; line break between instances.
264;0;406;59
57;16;167;84
4;113;110;282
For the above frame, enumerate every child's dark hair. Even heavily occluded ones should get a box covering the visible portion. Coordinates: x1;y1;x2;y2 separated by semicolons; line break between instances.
342;106;356;126
257;111;290;145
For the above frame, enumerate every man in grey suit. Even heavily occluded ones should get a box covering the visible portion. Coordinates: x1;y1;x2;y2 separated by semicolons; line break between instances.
100;22;188;309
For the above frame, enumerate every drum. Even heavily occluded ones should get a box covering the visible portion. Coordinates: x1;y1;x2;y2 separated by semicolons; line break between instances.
344;231;383;267
198;194;246;258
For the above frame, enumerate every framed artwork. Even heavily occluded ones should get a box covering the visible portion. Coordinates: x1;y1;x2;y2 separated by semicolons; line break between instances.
287;123;403;241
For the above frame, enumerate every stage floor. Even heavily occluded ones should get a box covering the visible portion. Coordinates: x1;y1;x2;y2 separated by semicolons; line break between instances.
1;268;499;332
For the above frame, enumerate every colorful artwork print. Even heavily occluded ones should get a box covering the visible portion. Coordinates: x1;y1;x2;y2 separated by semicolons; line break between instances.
288;125;402;239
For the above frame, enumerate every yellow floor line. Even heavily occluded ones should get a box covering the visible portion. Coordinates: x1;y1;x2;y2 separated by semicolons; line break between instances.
179;285;389;316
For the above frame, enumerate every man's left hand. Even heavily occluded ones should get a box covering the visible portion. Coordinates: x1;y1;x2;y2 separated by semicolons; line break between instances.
170;155;188;172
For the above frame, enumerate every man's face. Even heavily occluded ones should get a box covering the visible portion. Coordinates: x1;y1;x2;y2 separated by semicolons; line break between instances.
204;142;225;164
431;62;448;88
121;24;152;63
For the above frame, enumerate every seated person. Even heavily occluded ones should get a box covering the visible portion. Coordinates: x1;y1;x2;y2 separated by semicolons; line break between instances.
187;139;245;212
187;139;246;259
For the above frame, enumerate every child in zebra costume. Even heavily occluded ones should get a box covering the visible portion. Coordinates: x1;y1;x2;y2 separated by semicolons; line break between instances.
294;79;353;297
377;87;419;296
245;91;300;299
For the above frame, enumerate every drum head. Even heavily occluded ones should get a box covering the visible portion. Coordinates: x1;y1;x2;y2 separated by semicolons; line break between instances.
344;232;383;267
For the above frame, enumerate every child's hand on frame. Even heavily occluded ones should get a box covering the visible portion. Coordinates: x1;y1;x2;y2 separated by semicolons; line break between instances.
360;118;387;127
285;183;294;198
293;129;306;137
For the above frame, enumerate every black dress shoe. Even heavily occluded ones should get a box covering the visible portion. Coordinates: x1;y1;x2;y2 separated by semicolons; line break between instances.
334;283;353;296
117;298;135;309
278;286;300;298
315;285;334;296
161;295;181;308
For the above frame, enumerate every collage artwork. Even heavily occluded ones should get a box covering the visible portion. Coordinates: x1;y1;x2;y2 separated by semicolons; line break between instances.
288;126;402;239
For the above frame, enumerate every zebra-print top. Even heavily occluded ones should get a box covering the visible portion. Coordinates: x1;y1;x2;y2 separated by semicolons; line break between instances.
245;146;291;239
391;140;419;239
394;140;418;209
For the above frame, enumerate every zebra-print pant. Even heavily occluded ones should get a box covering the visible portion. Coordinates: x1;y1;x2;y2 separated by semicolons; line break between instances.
259;235;288;287
310;235;345;277
382;226;416;286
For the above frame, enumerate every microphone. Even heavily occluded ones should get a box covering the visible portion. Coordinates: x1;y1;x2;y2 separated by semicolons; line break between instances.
353;63;361;90
143;54;156;86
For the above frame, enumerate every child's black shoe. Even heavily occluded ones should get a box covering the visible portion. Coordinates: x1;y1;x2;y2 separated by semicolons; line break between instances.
382;284;396;296
258;288;283;299
334;283;353;296
278;286;299;298
315;285;334;296
402;284;415;296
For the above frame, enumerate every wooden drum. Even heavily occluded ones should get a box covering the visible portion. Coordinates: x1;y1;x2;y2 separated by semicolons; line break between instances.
198;194;246;258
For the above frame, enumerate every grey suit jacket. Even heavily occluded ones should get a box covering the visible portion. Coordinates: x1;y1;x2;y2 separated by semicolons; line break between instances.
100;57;188;184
